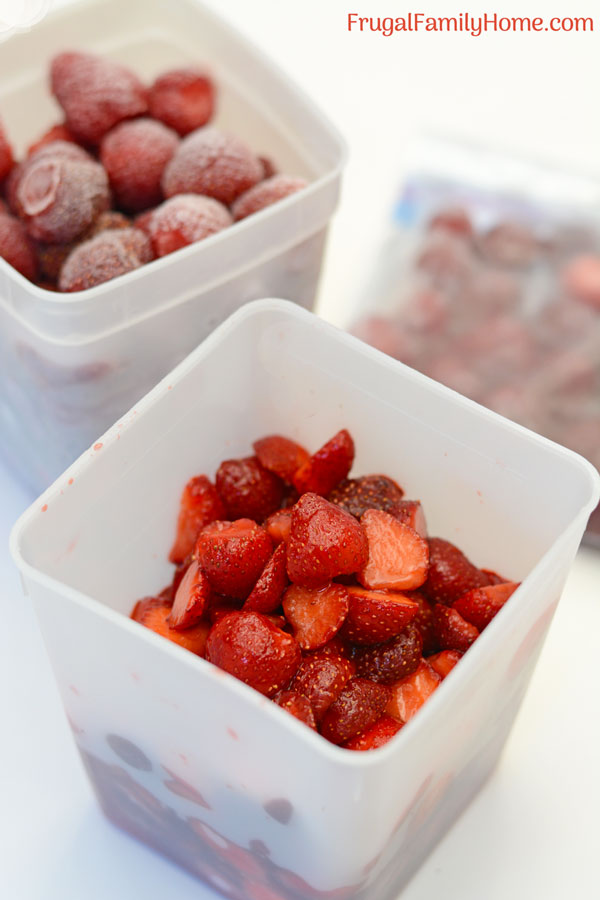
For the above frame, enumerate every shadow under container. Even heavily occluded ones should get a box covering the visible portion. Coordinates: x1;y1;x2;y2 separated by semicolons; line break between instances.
0;0;346;494
10;300;599;900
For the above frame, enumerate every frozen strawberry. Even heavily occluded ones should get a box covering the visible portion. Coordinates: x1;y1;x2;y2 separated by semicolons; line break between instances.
344;715;403;751
353;624;423;684
0;118;14;180
50;51;148;144
27;122;76;157
244;542;288;613
147;194;232;256
18;152;110;244
0;211;37;281
88;210;131;236
328;474;404;519
35;240;76;282
393;500;427;537
286;493;368;587
216;456;284;522
58;227;152;291
408;590;438;655
275;691;317;729
478;221;538;268
434;604;479;652
291;650;355;721
136;601;210;656
100;118;178;211
321;678;389;745
207;595;243;625
428;649;463;679
341;586;419;645
265;509;292;546
196;518;273;599
206;610;301;697
293;429;354;496
423;538;490;605
428;206;473;238
231;174;307;221
359;509;429;591
148;67;215;136
168;559;212;630
386;660;441;722
169;474;225;564
453;581;519;631
4;161;25;217
162;127;263;205
562;254;600;308
253;434;310;483
282;583;349;650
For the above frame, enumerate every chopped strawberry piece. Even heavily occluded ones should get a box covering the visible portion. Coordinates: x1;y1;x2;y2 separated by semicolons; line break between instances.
265;508;292;545
231;174;307;221
434;604;479;652
423;537;490;605
207;595;243;625
359;509;429;591
169;475;225;564
0;118;14;180
386;660;441;722
428;649;463;678
100;118;179;212
341;585;419;644
27;123;76;157
216;456;284;522
196;519;273;599
286;493;368;587
275;690;317;729
321;678;390;745
130;594;165;622
244;542;289;613
293;429;355;496
328;474;404;519
206;610;301;697
344;715;403;751
407;590;438;655
453;581;519;631
135;602;210;656
168;559;211;630
253;434;310;483
394;500;428;537
282;583;349;650
291;650;355;721
482;568;509;585
354;624;423;683
148;67;215;136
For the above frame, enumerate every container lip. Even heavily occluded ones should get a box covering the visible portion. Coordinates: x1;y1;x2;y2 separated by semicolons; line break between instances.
9;298;600;768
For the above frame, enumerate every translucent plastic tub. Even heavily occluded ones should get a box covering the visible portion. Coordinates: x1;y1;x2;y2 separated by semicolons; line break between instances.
0;0;346;494
11;300;599;900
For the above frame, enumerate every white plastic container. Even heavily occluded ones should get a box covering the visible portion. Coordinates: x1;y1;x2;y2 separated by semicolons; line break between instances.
11;300;599;900
0;0;346;495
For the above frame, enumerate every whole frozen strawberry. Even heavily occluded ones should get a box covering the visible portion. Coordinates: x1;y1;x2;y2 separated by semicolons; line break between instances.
58;227;152;291
231;174;307;221
148;67;216;136
100;118;179;211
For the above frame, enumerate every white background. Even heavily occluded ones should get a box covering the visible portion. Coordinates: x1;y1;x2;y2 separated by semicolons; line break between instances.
2;1;600;898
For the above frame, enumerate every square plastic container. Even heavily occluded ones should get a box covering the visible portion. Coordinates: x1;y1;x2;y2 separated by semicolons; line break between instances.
0;0;346;495
10;299;599;900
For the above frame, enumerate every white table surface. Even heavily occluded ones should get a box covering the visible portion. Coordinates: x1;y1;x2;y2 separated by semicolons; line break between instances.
2;0;600;898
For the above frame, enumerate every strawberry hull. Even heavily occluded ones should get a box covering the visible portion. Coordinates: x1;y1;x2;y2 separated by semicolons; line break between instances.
11;300;599;899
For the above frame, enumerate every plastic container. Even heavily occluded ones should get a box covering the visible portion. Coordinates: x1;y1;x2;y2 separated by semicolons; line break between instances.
11;299;599;900
0;0;346;495
348;136;600;547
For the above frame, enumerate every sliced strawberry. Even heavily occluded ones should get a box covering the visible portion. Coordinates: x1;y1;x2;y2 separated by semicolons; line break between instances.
244;542;288;613
167;559;211;630
265;509;292;545
282;583;349;650
196;519;273;599
216;456;284;521
482;568;509;585
407;590;438;655
354;624;423;684
386;660;441;722
286;493;368;587
275;691;317;729
453;581;519;631
423;537;490;604
359;509;429;591
434;604;479;652
136;602;210;656
130;594;164;622
291;650;355;721
328;474;404;519
321;678;390;745
340;586;418;645
169;475;225;564
205;610;301;697
394;500;428;537
292;429;355;496
253;435;310;483
428;649;463;678
344;715;403;751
